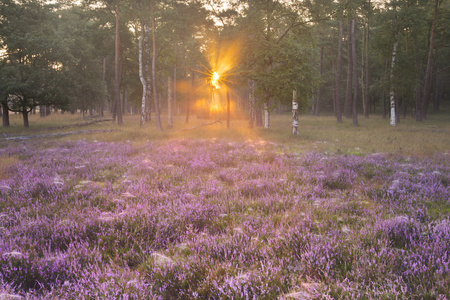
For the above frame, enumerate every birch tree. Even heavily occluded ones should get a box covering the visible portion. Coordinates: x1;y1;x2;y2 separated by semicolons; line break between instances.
389;32;398;127
139;22;147;126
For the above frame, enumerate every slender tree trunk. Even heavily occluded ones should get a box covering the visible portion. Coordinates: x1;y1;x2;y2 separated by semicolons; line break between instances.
315;46;324;117
101;57;106;117
351;19;358;126
122;90;127;114
168;76;173;128
389;33;398;127
151;0;161;130
248;79;255;128
402;90;406;118
2;101;9;127
173;65;177;115
226;86;230;128
114;0;122;125
292;90;299;135
344;19;353;118
144;24;152;121
364;4;370;118
255;103;262;127
186;72;193;124
336;20;343;123
330;29;336;116
139;23;146;126
422;0;439;120
413;31;422;121
361;24;366;116
382;57;388;118
263;98;270;129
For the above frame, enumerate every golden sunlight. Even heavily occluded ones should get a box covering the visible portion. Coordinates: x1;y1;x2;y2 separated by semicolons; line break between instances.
211;71;221;89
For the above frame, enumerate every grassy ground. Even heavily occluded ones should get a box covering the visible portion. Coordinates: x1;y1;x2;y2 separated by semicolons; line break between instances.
2;109;449;156
0;109;449;299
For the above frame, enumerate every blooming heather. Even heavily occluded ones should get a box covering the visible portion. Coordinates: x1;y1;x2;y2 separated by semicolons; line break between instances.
0;139;448;299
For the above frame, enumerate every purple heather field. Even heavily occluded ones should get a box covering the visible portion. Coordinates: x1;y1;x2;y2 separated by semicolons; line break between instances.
0;138;448;299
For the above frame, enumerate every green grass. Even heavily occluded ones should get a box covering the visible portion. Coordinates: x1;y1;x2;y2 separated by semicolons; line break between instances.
1;109;449;156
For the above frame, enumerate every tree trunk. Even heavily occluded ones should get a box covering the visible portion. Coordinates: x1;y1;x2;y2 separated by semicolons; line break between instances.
422;0;439;120
344;19;353;119
263;99;270;129
122;90;127;114
226;85;230;129
336;20;343;123
401;91;406;118
22;108;29;128
382;57;388;119
351;19;358;126
101;57;106;117
186;72;193;124
315;46;324;117
255;103;262;127
413;31;422;121
173;65;177;115
114;0;122;125
2;101;10;127
364;8;370;118
389;33;398;127
292;90;299;135
151;0;161;130
248;79;255;128
168;76;173;128
139;23;146;126
144;24;152;122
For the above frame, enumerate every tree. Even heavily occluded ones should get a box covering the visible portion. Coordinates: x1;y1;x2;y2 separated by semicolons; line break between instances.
421;0;439;120
0;0;71;127
150;0;162;130
351;18;358;126
335;20;343;123
237;0;325;129
114;0;123;125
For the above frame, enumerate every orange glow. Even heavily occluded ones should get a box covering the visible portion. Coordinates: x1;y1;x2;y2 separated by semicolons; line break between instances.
211;72;221;89
194;38;242;115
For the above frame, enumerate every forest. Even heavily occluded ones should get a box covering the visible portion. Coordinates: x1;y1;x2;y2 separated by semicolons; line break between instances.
1;0;449;129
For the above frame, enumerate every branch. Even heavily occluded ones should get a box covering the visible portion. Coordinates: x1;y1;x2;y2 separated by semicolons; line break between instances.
433;66;450;75
276;16;331;44
208;0;226;27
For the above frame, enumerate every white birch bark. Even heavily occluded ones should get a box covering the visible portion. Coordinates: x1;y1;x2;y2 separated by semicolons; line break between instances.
264;101;270;129
292;90;299;135
139;25;146;127
389;34;398;127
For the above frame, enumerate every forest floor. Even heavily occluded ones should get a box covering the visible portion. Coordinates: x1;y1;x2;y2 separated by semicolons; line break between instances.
0;110;449;299
2;108;449;155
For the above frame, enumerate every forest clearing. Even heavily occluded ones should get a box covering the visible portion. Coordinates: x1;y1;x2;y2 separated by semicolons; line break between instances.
1;0;450;298
0;112;449;299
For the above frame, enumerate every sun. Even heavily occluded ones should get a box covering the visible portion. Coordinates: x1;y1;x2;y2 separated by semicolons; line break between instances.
211;71;221;89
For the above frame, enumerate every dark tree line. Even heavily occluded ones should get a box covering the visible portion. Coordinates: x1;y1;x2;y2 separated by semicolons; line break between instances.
1;0;449;128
